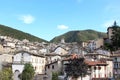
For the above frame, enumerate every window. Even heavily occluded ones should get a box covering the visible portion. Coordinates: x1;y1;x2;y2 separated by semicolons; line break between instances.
117;63;118;68
109;72;111;77
34;66;36;70
114;63;116;68
52;65;54;69
115;57;117;62
48;65;50;69
45;67;46;71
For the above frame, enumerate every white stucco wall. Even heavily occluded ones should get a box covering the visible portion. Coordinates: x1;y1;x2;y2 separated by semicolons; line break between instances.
106;61;113;78
13;52;31;63
14;53;22;62
7;42;15;48
39;48;47;53
31;56;46;74
12;51;46;75
0;62;2;70
67;75;90;80
54;47;67;55
0;54;13;63
51;56;61;61
23;53;31;62
12;65;24;73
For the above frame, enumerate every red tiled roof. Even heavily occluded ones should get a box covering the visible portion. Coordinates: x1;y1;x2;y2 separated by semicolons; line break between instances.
63;54;108;66
85;60;108;66
63;58;108;66
85;60;98;66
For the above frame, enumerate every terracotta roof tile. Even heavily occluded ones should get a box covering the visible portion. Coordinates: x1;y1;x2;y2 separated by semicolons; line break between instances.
85;60;108;66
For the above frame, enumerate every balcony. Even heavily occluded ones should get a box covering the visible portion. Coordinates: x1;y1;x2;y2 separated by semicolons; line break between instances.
12;61;31;65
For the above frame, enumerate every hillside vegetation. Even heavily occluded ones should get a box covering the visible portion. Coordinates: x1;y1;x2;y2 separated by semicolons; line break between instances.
0;24;47;42
51;29;107;43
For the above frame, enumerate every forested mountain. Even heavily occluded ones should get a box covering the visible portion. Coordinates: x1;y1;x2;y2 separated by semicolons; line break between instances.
0;24;47;42
51;29;107;43
0;24;107;43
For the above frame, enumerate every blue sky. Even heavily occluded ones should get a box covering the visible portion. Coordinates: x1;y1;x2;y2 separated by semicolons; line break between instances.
0;0;120;41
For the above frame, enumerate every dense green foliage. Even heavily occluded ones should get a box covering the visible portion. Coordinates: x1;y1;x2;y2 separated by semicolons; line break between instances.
104;22;120;51
51;29;106;43
0;24;47;42
65;58;88;80
52;72;59;80
111;22;120;51
0;68;13;80
19;63;35;80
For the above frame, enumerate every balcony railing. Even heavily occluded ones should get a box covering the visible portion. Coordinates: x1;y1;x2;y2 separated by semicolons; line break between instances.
12;61;31;64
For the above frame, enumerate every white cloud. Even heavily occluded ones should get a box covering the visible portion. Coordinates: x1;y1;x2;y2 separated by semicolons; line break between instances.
57;25;69;30
19;14;35;24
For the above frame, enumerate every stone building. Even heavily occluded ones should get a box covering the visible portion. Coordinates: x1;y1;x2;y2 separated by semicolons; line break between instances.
12;50;46;80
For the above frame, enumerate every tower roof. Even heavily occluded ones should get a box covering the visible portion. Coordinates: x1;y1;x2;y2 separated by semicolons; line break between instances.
113;21;117;26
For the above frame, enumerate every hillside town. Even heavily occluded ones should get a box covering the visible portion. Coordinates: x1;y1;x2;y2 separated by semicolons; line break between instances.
0;22;120;80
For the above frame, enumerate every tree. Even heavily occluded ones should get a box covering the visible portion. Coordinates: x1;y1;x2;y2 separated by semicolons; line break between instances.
104;21;120;51
111;21;120;51
19;63;35;80
52;72;58;80
65;57;88;80
0;67;13;80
